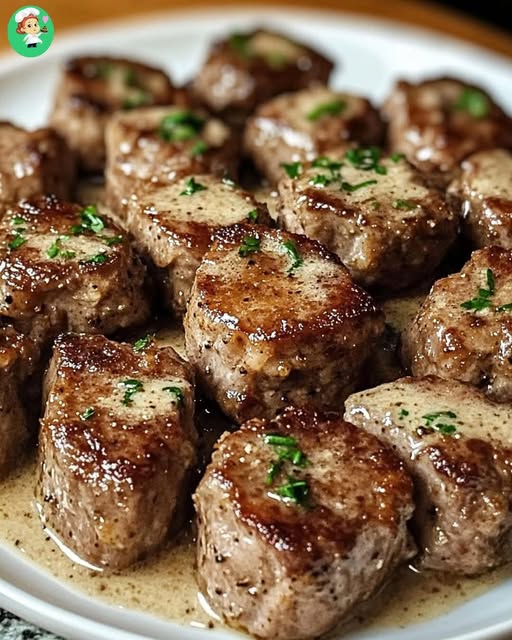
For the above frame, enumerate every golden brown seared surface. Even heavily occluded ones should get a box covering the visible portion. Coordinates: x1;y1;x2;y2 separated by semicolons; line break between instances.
403;246;512;401
184;224;384;422
0;122;75;206
126;175;271;315
0;324;38;477
105;106;239;219
195;405;414;640
37;333;197;570
383;77;512;182
278;147;458;289
448;149;512;248
244;85;383;184
50;56;176;172
192;29;333;120
0;195;149;342
345;376;512;574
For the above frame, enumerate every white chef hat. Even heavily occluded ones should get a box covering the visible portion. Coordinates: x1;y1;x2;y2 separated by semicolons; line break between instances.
15;7;40;23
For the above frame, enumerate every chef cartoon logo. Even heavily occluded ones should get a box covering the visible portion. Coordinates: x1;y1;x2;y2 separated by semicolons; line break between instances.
7;6;54;57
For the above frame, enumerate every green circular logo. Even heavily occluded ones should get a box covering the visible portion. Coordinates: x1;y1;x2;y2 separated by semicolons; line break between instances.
7;6;54;58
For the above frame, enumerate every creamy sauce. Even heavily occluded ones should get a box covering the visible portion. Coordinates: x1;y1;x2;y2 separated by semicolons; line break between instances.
0;457;510;636
1;293;511;637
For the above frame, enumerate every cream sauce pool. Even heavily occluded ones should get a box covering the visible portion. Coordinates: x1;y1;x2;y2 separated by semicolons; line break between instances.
0;302;511;638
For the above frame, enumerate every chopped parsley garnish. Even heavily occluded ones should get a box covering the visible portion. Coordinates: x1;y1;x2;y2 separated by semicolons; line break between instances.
163;386;184;406
239;234;261;257
47;236;76;260
11;216;27;226
391;152;405;163
309;174;331;187
120;379;144;406
282;240;303;273
159;110;205;143
393;199;417;210
307;99;346;121
461;268;495;311
133;333;154;352
100;235;124;247
79;407;95;421
341;179;378;193
422;411;458;435
180;177;207;196
264;433;309;492
345;146;386;175
399;408;409;419
247;209;259;222
282;161;302;179
8;233;26;250
190;139;209;157
93;61;112;79
371;200;381;210
264;52;288;69
124;67;139;87
122;91;150;110
275;478;309;504
83;251;108;265
229;33;251;57
72;205;105;235
454;88;490;119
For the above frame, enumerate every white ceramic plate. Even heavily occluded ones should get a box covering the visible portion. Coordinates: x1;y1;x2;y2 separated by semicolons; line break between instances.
1;7;512;640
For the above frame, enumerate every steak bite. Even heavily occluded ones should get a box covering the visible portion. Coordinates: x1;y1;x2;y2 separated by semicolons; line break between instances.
50;56;176;172
105;106;238;219
448;148;512;248
278;148;458;290
192;29;334;121
0;122;75;206
126;174;270;316
345;376;512;575
194;405;414;640
244;86;383;184
383;77;512;182
402;246;512;401
0;195;149;343
0;325;38;477
184;224;384;422
37;333;197;571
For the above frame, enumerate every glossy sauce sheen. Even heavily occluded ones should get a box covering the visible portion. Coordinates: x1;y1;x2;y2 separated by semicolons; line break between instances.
0;320;510;636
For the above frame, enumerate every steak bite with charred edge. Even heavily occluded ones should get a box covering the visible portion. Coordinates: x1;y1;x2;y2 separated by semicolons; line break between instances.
184;223;384;423
37;333;197;571
194;405;415;640
346;376;512;575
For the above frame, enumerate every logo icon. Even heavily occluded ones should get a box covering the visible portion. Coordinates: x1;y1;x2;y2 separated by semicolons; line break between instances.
7;6;54;58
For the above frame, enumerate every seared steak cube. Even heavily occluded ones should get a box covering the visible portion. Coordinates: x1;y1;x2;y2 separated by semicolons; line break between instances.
278;148;458;289
126;174;270;315
195;405;414;639
244;86;383;184
192;29;333;120
0;195;149;342
50;56;176;172
403;246;512;401
346;376;512;574
105;106;238;219
37;333;197;570
0;325;38;477
448;148;512;248
383;77;512;183
0;122;75;206
184;224;384;422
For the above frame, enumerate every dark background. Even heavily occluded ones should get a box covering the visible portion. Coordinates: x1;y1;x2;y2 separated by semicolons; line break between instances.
437;1;512;33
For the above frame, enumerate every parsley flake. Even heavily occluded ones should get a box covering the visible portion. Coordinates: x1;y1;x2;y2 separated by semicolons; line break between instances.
461;268;495;311
247;209;259;222
307;99;346;121
282;162;302;179
282;240;303;272
72;205;105;236
180;177;207;196
454;88;490;119
190;139;209;157
47;236;76;260
163;386;184;406
8;233;27;250
345;146;386;175
120;379;144;406
83;251;108;265
80;407;95;421
133;333;154;352
275;478;309;504
391;152;405;163
239;234;261;257
393;199;417;211
159;110;205;143
341;179;378;193
122;91;150;110
422;411;458;435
